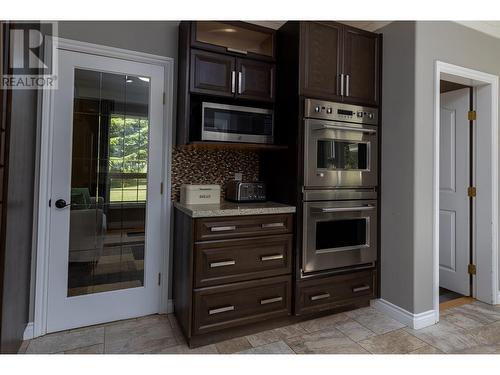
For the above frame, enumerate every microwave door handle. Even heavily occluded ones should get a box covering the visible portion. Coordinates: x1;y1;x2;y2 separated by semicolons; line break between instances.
314;205;376;213
312;124;377;134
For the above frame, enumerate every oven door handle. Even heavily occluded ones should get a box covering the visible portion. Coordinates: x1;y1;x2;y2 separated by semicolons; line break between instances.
313;205;376;213
312;124;377;134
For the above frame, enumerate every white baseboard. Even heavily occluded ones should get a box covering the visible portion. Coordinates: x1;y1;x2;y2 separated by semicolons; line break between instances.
371;299;437;330
23;322;34;341
167;299;174;314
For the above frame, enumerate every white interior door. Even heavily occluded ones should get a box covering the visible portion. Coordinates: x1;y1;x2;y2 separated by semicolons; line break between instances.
46;48;165;332
439;88;470;296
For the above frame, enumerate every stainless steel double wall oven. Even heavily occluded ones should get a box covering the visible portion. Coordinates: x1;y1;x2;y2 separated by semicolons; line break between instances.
301;98;379;277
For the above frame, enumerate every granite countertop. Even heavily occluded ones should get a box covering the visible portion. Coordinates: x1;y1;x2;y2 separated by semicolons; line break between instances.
173;200;296;218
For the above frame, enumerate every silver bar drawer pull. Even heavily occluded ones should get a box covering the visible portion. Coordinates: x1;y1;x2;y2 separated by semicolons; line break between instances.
260;296;283;305
210;225;236;232
260;254;284;261
208;305;235;315
209;260;236;268
231;71;236;93
352;285;370;293
310;293;331;301
261;222;285;229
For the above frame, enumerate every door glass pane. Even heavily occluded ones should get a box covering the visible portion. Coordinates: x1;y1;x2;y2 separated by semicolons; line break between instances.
68;69;150;297
316;219;367;250
317;140;368;170
196;21;273;57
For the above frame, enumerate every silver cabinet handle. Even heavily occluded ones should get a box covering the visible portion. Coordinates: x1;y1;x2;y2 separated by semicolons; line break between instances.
227;47;248;55
352;285;370;293
340;73;345;96
209;260;236;268
260;296;283;305
317;172;325;178
231;71;236;93
238;71;242;94
260;254;284;261
210;225;236;232
208;305;234;315
312;124;377;134
310;293;330;301
346;74;350;97
315;205;375;213
261;222;284;229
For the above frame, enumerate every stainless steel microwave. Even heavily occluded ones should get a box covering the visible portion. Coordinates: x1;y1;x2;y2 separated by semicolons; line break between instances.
201;102;274;144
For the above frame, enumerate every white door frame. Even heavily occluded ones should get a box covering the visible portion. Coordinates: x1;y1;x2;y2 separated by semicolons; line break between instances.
33;37;174;338
433;61;499;321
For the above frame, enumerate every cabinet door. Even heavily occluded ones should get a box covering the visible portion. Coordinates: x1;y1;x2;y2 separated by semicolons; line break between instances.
190;49;235;97
299;22;342;101
342;27;379;106
236;59;274;102
191;21;276;61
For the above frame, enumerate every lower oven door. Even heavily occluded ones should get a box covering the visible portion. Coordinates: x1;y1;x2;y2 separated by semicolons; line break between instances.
304;119;378;188
302;200;377;274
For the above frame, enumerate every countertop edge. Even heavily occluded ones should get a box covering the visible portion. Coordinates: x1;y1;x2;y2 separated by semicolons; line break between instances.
173;201;296;218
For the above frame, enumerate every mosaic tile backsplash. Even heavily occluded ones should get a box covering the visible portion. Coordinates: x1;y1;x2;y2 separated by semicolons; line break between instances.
171;146;259;201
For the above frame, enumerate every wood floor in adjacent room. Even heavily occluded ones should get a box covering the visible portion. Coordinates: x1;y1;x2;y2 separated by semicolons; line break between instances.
19;300;500;354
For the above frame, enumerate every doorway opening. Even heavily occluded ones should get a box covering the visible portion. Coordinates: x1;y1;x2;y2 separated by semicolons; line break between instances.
434;61;499;320
438;81;475;311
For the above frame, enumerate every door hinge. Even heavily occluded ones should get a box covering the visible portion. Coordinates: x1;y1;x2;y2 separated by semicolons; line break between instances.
162;92;165;105
158;273;161;285
160;182;164;195
468;186;477;197
468;110;477;121
468;264;477;275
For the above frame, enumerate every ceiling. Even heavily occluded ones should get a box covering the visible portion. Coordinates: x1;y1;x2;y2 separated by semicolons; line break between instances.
249;21;500;39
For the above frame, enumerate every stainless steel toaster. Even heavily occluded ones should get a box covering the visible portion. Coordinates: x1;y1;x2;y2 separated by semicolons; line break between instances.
225;181;266;202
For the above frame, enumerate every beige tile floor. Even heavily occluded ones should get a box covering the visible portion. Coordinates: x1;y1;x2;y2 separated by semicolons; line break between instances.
19;301;500;354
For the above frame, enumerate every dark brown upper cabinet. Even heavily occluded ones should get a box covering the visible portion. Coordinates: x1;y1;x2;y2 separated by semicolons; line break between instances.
191;21;276;62
236;59;274;102
190;49;236;97
342;26;379;106
190;50;275;101
298;22;380;106
177;21;277;145
299;22;343;102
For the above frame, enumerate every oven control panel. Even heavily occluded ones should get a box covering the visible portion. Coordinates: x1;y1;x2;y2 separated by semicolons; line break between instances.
305;99;378;125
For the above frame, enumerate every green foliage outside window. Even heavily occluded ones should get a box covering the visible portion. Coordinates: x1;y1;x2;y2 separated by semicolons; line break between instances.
108;115;149;202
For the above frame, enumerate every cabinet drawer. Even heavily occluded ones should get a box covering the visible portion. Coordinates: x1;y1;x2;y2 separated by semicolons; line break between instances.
296;270;376;315
194;214;293;241
194;234;292;288
193;276;291;335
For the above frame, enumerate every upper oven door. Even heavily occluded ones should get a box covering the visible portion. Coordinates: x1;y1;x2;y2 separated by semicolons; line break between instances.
202;102;274;144
302;200;378;274
304;119;378;188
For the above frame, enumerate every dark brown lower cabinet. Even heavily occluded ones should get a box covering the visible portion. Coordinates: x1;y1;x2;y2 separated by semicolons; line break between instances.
193;275;291;335
295;269;376;316
173;209;294;347
173;208;377;347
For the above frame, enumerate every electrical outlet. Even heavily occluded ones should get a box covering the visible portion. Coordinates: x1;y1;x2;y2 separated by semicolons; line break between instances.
234;173;243;181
